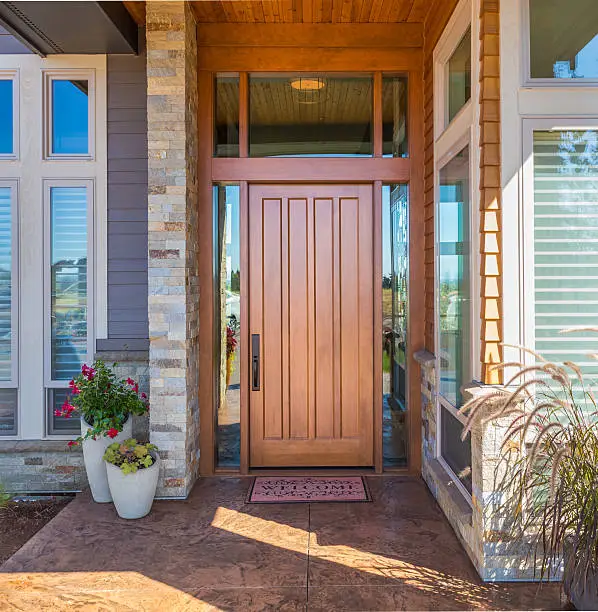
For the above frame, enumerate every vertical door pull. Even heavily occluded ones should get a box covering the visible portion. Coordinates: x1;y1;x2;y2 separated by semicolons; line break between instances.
251;334;260;391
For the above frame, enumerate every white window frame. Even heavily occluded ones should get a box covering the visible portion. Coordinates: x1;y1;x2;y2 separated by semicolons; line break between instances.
0;54;107;440
43;179;95;438
433;0;480;505
0;180;19;438
0;69;19;160
43;69;96;161
521;117;598;368
522;0;598;87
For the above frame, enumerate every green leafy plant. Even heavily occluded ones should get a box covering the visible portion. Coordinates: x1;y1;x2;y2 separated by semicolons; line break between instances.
0;484;11;508
103;439;158;475
56;360;149;447
461;336;598;604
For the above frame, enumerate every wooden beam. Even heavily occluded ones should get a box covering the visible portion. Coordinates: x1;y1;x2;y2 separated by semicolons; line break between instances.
123;1;145;25
199;46;422;72
212;157;411;183
197;23;423;48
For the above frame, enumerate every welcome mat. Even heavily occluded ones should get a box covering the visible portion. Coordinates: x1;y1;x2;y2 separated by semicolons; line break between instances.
247;476;371;503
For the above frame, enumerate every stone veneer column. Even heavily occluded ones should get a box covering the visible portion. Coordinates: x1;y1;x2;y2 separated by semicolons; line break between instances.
146;0;200;498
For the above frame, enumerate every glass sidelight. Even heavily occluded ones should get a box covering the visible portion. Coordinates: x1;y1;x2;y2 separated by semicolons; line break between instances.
214;185;241;468
382;184;409;467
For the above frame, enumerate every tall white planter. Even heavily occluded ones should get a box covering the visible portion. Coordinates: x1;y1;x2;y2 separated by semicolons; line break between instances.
106;454;160;519
81;416;133;503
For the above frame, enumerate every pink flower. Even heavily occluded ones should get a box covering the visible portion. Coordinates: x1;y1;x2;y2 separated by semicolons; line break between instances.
69;380;80;394
81;364;95;381
61;400;76;418
67;440;78;447
54;409;61;417
106;428;119;439
141;392;147;400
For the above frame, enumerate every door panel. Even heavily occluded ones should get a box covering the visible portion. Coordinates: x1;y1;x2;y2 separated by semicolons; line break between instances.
249;184;374;467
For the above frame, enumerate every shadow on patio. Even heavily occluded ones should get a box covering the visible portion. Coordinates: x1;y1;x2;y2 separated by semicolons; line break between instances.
0;477;560;611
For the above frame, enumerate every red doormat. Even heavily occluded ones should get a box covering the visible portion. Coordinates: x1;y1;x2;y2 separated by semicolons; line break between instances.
247;476;371;503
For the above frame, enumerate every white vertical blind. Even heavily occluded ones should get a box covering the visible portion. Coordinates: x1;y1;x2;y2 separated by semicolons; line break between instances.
50;186;88;381
533;131;598;376
0;186;12;381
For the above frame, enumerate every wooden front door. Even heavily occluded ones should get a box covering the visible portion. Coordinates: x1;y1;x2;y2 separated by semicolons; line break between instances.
249;184;374;467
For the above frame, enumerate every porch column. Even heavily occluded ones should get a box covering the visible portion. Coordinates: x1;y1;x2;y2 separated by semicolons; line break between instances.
146;0;200;498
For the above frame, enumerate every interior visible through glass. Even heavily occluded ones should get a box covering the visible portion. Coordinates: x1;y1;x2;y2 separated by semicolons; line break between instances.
214;75;240;157
249;75;373;157
0;186;12;382
382;77;408;158
530;0;598;79
382;184;409;468
52;79;89;155
0;80;13;155
215;185;241;468
447;28;471;123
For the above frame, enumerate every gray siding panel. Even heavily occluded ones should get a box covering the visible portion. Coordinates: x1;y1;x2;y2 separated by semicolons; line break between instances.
105;45;148;347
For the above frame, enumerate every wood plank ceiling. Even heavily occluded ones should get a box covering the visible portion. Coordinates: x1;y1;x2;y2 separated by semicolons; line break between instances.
124;0;431;25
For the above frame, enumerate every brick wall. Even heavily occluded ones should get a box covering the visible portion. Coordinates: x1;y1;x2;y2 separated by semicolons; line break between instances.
146;0;200;499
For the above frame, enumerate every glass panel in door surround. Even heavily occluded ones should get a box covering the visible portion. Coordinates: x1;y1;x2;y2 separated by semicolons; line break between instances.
447;28;471;123
51;79;89;155
249;75;373;157
530;0;598;79
214;75;240;157
214;185;241;468
382;76;408;158
533;130;598;388
0;80;13;155
441;407;472;493
382;185;409;468
438;146;471;408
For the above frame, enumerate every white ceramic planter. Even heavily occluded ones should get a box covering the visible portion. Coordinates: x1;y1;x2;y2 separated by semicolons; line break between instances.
105;454;160;519
81;416;133;503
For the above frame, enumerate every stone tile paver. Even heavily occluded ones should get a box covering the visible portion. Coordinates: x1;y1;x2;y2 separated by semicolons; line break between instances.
0;477;561;611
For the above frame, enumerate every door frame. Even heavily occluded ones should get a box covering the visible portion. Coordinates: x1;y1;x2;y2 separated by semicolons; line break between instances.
197;26;424;476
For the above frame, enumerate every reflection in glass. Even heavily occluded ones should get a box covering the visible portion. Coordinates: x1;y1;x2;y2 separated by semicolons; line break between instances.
448;28;471;123
533;131;598;389
52;80;89;155
0;389;17;436
0;187;12;381
214;75;240;157
49;388;78;435
382;77;408;158
438;147;470;406
249;75;372;157
530;0;598;79
438;147;471;492
214;185;241;468
0;80;13;154
382;184;409;467
50;187;88;381
441;406;472;493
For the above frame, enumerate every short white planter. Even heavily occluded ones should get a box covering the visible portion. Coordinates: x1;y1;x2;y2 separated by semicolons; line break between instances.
105;454;160;519
81;416;133;503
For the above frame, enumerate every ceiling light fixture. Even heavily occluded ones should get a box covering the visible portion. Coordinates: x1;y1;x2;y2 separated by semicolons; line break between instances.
290;77;325;91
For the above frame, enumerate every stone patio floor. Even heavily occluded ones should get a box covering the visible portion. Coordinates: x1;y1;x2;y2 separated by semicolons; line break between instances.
0;476;561;611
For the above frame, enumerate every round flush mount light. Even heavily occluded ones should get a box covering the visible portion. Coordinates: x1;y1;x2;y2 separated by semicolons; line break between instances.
289;77;326;91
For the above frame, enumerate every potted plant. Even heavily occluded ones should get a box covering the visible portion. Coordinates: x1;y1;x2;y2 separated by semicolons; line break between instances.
103;439;160;519
461;341;598;610
59;360;149;503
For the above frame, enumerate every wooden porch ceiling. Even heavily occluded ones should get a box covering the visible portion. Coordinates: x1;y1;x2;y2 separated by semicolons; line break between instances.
124;0;431;25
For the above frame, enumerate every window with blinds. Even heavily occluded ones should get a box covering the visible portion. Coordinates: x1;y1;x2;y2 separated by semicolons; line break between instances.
48;185;89;434
0;184;17;435
533;130;598;378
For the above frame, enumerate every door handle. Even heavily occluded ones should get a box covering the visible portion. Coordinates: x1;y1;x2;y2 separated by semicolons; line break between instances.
251;334;260;391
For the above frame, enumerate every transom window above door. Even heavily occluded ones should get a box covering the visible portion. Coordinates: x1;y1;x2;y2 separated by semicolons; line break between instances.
214;73;408;158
